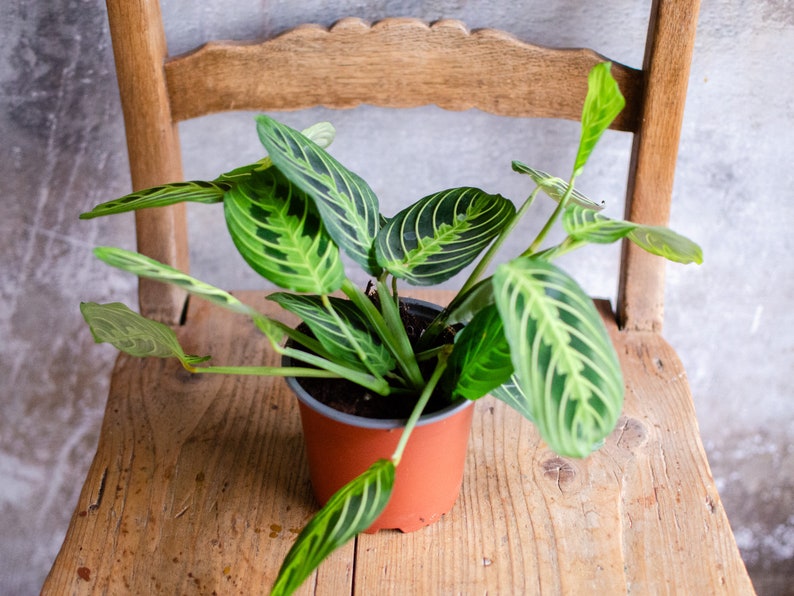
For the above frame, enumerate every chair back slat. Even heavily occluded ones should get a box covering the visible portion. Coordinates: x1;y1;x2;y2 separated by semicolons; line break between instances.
165;18;643;131
106;0;700;328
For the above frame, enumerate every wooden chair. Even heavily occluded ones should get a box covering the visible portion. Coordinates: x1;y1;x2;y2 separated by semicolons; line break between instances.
44;0;755;593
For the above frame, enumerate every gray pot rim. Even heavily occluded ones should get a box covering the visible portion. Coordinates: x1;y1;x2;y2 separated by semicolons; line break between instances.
283;296;474;430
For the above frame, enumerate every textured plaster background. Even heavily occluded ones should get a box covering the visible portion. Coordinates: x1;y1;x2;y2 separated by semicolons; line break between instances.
1;0;792;593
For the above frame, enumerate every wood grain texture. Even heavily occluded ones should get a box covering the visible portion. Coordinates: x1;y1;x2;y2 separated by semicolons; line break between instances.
44;290;753;594
106;0;189;324
618;0;702;331
164;17;642;131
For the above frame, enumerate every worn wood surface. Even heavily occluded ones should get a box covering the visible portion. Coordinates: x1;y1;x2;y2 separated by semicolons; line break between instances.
44;290;753;594
164;17;642;131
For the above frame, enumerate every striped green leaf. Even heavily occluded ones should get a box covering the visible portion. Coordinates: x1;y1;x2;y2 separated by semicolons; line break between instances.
574;62;625;177
376;187;515;286
443;304;513;401
272;459;395;596
512;163;604;210
628;226;704;264
268;293;395;376
256;115;382;275
224;168;345;294
493;257;624;458
80;302;209;369
563;203;636;243
79;180;228;219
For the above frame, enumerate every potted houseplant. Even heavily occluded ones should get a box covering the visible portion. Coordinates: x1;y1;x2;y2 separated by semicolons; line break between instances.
79;63;701;595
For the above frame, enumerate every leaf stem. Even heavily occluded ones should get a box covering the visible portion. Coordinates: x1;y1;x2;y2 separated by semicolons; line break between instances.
321;294;386;382
522;174;578;257
458;186;542;296
277;342;391;395
391;346;452;465
191;365;342;377
532;236;587;261
342;279;425;390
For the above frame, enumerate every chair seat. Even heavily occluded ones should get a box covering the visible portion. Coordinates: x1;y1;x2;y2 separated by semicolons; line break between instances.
43;289;753;594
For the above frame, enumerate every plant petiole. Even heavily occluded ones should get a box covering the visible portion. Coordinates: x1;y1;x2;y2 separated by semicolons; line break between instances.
391;345;452;466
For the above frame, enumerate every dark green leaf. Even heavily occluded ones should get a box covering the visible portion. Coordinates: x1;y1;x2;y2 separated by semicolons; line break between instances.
224;168;345;294
268;293;395;376
493;257;624;458
271;459;395;596
256;115;382;275
443;277;495;326
376;187;515;286
574;62;626;177
443;305;513;401
512;163;604;210
79;181;228;219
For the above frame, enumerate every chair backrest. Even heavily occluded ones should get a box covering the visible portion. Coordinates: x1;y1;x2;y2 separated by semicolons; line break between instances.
106;0;700;331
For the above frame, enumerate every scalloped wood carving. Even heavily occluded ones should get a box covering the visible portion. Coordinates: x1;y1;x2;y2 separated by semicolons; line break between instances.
165;18;641;130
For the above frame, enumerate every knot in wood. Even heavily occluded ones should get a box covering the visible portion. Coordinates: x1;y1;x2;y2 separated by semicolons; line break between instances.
541;457;576;488
615;416;648;450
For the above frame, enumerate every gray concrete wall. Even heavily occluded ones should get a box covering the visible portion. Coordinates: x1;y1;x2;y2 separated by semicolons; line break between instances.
1;1;791;593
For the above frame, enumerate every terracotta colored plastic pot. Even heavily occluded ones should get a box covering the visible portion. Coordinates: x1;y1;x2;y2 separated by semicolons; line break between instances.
284;299;474;533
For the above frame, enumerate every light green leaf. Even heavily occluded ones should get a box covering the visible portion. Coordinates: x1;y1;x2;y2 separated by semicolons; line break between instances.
256;115;382;275
268;293;395;376
491;374;535;423
271;459;395;596
214;157;272;183
94;247;250;315
512;163;604;211
224;168;345;294
563;204;704;264
563;203;636;243
493;257;624;458
79;181;228;219
628;226;704;264
80;302;209;369
443;305;513;401
376;187;515;286
92;247;284;341
301;121;336;150
574;62;626;177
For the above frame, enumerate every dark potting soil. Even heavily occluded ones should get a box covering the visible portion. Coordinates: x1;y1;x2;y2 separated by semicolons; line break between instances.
292;298;457;420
